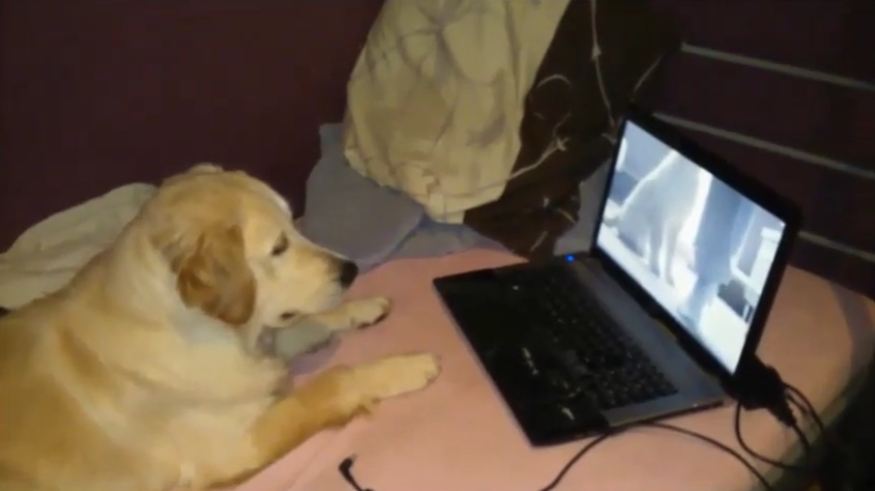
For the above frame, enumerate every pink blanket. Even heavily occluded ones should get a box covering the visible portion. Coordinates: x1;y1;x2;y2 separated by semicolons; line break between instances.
235;249;875;491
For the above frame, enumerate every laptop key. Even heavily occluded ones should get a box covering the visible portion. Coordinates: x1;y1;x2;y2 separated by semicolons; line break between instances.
496;264;679;411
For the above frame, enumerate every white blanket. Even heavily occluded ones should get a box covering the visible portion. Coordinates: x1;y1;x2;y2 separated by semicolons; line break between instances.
343;0;570;223
0;183;155;308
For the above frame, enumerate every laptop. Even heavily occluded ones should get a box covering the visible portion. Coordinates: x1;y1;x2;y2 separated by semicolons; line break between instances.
433;107;800;445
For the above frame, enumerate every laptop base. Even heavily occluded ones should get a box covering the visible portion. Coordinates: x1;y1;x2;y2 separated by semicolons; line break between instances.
435;257;725;445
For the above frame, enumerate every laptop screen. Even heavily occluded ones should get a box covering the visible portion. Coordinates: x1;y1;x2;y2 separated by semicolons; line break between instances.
595;120;787;373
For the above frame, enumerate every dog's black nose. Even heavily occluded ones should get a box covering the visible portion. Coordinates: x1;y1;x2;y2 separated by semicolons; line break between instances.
339;261;359;287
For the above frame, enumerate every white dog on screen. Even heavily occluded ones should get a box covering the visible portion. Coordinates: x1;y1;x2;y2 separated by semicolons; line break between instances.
605;150;700;285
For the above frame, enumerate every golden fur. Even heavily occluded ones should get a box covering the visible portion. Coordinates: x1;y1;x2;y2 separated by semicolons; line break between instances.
0;165;439;491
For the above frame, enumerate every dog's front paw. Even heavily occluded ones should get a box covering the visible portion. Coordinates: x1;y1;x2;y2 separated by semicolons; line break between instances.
344;297;392;330
353;353;441;401
306;297;393;334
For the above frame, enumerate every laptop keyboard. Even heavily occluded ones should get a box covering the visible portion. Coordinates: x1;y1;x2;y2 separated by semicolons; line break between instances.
508;265;677;410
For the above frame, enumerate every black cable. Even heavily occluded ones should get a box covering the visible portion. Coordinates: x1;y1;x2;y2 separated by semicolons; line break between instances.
785;390;811;422
784;383;826;436
791;420;812;457
733;357;797;427
646;421;775;491
339;456;373;491
786;393;832;457
339;420;776;491
537;429;623;491
537;422;774;491
785;382;853;461
733;399;815;473
341;378;828;491
789;380;875;489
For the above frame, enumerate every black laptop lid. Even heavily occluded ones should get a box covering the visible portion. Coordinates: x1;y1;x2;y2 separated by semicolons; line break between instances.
591;108;800;381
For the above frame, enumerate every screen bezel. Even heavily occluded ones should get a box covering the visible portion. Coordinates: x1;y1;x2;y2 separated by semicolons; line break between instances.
591;106;801;386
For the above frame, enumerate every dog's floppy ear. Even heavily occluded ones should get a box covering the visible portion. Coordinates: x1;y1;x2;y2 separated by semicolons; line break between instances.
157;224;256;326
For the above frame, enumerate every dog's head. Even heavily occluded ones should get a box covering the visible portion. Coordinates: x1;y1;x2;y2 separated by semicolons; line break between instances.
140;164;356;349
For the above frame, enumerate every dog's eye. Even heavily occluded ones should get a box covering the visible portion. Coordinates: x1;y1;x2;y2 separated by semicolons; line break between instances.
271;234;289;257
279;311;297;321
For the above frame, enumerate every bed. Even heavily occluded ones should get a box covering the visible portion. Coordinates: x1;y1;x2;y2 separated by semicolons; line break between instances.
229;249;875;491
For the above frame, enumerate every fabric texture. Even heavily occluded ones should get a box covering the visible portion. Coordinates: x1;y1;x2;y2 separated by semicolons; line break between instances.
299;124;503;272
300;124;613;271
463;0;681;257
342;0;570;223
298;125;426;269
227;249;875;491
0;183;155;309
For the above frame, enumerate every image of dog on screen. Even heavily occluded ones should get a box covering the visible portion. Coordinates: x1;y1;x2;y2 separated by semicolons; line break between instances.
599;128;786;368
603;149;699;287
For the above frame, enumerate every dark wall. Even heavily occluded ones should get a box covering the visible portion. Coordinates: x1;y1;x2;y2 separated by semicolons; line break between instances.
0;0;385;247
643;0;875;297
2;0;872;296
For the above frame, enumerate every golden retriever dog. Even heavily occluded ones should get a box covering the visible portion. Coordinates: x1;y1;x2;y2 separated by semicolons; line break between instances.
0;164;440;491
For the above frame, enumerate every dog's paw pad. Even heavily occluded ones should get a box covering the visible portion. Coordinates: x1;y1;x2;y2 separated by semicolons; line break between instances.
369;308;390;326
349;297;392;329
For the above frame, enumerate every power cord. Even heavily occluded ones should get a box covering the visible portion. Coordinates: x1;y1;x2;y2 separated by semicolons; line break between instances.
791;421;813;457
537;422;775;491
646;421;774;491
536;430;622;491
785;383;829;443
540;359;830;490
785;382;855;466
732;357;796;425
339;456;372;491
340;421;777;491
734;399;814;473
730;358;849;477
339;360;833;491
